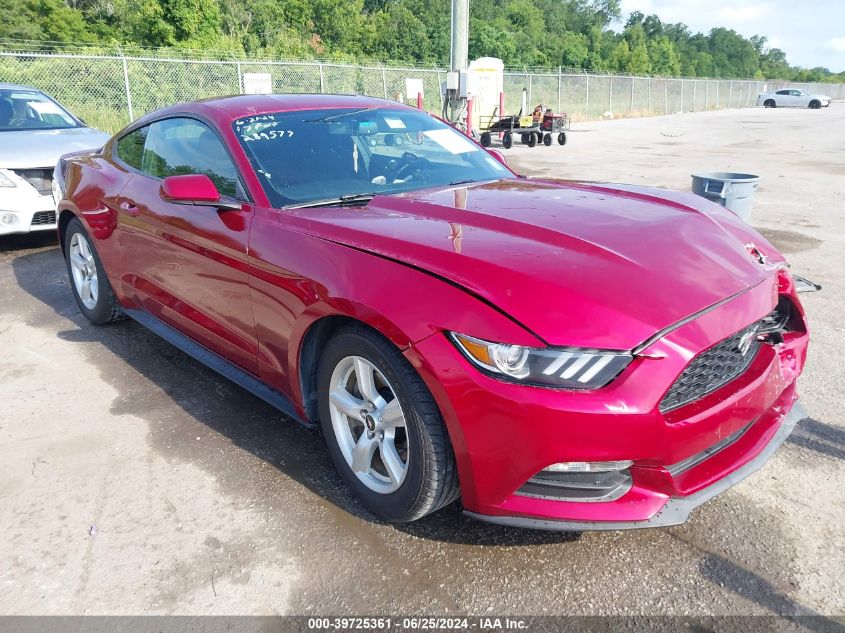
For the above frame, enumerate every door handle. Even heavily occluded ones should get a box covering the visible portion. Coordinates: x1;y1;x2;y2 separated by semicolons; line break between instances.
119;201;139;216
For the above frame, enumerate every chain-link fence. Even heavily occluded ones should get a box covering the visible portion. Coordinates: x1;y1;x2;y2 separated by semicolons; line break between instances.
1;49;842;133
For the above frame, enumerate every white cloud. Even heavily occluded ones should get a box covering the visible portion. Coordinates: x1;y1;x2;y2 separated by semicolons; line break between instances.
766;35;784;49
824;37;845;53
718;4;770;22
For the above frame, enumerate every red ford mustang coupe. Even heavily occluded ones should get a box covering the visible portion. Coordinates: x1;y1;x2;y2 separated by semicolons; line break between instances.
54;94;808;530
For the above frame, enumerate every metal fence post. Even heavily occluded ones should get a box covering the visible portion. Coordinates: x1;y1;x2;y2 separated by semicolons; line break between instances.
121;55;134;122
319;63;325;93
648;77;652;113
664;80;668;114
382;67;388;100
437;71;445;114
693;80;697;111
631;76;635;113
557;67;561;113
585;74;590;118
528;73;532;106
236;60;243;94
681;79;684;112
608;75;613;114
716;82;719;108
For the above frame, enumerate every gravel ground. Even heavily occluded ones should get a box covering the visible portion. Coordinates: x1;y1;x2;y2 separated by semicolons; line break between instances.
0;105;842;618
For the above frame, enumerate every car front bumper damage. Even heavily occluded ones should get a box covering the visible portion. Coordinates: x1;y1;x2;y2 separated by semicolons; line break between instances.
464;400;806;531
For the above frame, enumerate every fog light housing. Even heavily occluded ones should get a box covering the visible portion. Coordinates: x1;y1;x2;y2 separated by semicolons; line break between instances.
1;212;17;226
516;460;634;502
544;460;633;473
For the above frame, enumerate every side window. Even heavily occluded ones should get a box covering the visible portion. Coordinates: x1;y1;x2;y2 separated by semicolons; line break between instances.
141;118;240;198
116;126;149;170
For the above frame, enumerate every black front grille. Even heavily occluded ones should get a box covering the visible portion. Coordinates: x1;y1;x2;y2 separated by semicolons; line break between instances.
12;168;53;196
30;211;57;226
660;323;761;413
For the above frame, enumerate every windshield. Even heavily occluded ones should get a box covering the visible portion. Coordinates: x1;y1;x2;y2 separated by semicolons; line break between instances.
232;107;513;207
0;89;80;132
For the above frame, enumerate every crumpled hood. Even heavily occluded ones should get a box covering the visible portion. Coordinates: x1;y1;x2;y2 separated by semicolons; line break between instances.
0;127;110;169
287;179;776;349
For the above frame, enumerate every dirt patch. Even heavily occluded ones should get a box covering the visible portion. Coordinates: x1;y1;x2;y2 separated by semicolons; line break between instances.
754;228;823;254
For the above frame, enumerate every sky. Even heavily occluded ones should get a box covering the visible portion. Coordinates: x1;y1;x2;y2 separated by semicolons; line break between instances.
619;0;845;72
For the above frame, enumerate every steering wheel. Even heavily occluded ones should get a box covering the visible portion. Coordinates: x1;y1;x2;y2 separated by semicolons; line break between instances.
388;151;429;184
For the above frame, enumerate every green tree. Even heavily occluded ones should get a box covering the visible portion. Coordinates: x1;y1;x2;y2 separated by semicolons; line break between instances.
627;43;651;75
0;0;840;82
648;36;681;76
607;39;630;72
0;0;96;43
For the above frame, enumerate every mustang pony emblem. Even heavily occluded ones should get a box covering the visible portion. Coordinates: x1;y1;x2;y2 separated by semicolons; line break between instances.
738;327;759;356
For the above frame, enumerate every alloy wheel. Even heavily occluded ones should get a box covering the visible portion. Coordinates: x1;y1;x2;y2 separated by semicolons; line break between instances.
327;355;409;494
69;232;99;310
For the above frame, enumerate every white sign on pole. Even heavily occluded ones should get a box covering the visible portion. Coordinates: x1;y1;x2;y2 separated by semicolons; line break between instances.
243;73;273;95
405;78;425;100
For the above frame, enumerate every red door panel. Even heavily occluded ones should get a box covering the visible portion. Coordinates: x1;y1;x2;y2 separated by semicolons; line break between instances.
117;173;258;373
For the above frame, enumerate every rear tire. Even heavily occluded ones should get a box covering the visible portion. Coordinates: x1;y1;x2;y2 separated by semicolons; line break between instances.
480;132;491;147
527;133;537;147
764;99;776;108
543;133;552;146
557;132;567;145
317;324;460;522
502;132;513;149
64;217;122;325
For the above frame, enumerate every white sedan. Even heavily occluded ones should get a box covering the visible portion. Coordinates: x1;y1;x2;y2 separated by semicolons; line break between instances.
757;89;831;109
1;83;110;236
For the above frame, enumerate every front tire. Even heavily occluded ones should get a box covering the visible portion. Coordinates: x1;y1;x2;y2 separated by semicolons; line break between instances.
809;100;821;109
317;324;460;522
64;217;122;325
764;99;776;108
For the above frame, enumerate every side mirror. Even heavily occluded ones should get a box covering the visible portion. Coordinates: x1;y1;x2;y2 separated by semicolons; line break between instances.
487;148;508;167
160;174;241;211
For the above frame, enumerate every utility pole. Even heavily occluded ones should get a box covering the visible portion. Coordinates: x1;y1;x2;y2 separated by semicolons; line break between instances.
446;0;469;122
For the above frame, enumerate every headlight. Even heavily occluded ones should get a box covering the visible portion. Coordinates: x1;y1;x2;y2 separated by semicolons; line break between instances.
0;170;17;188
449;332;633;389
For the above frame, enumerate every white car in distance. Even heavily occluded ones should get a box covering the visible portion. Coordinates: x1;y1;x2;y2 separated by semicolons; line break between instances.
757;88;831;109
1;84;110;236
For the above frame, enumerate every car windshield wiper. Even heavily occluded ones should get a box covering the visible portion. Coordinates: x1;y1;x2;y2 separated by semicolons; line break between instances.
448;179;479;186
285;192;380;209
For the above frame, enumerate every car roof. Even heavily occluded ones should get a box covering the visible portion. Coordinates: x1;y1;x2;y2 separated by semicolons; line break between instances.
133;93;417;127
